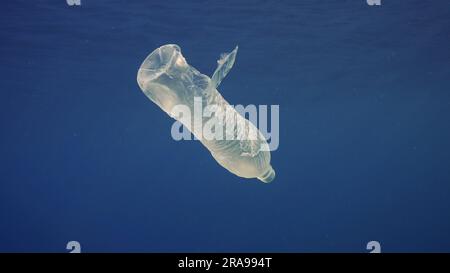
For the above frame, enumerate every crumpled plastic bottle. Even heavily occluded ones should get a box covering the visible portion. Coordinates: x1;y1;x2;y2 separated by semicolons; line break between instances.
137;44;275;183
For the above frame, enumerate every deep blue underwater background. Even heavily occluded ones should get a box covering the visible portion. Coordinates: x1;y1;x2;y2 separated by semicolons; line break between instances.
1;0;450;252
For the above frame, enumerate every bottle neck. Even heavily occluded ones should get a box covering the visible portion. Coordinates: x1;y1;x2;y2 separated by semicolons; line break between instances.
257;166;275;183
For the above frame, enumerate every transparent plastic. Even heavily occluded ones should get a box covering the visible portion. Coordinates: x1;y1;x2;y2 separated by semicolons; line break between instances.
137;44;275;183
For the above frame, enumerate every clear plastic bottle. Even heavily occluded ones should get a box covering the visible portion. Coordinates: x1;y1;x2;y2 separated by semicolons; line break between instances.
137;44;275;183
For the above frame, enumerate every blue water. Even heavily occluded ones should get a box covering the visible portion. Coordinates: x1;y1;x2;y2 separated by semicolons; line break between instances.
1;0;449;252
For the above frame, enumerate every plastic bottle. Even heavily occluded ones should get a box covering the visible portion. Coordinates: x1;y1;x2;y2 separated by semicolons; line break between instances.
137;44;275;183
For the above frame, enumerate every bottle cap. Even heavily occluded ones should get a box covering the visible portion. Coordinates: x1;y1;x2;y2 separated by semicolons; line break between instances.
258;166;275;183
